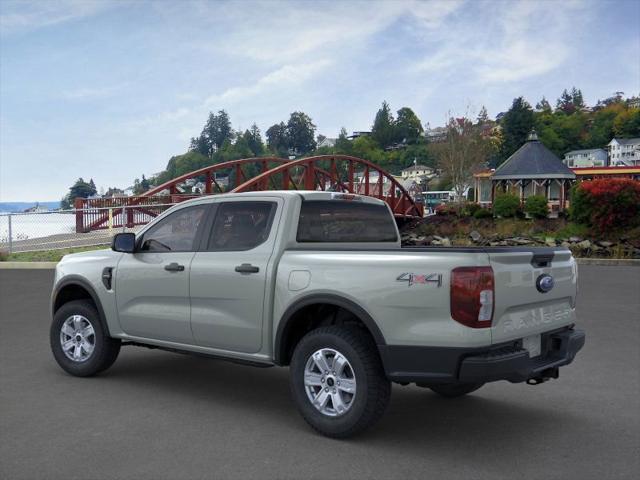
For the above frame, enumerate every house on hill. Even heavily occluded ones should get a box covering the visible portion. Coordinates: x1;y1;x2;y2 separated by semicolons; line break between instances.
474;130;576;216
608;138;640;166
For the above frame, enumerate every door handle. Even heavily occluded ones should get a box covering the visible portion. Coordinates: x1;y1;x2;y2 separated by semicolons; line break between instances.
164;262;185;272
235;263;260;274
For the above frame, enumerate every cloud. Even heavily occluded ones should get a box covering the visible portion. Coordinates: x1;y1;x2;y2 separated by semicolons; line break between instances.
0;0;116;35
412;0;585;84
205;59;333;105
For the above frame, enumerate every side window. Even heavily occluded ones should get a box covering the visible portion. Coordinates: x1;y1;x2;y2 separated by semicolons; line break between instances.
140;205;207;252
207;201;276;251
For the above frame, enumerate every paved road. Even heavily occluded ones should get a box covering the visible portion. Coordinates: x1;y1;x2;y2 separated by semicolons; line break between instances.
1;267;639;480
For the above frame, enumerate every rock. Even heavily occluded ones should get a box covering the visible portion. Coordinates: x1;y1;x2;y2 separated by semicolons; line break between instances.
489;241;500;246
441;237;451;246
431;239;442;246
597;241;614;248
569;236;582;243
433;235;444;241
577;240;591;249
545;237;556;246
561;241;571;248
469;230;482;242
511;237;534;245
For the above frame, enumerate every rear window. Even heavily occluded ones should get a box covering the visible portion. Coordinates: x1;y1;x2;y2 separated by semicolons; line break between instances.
297;200;397;243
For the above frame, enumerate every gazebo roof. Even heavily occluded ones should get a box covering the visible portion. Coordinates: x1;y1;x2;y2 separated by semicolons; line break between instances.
493;131;576;180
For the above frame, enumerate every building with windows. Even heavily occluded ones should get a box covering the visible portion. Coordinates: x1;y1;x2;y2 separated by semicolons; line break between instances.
473;131;576;216
564;148;608;168
608;138;640;166
400;164;435;183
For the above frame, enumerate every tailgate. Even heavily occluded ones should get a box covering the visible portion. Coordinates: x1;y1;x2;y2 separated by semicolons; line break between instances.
488;248;577;344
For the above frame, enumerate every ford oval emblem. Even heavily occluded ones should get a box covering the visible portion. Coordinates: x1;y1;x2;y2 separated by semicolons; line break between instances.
536;274;554;293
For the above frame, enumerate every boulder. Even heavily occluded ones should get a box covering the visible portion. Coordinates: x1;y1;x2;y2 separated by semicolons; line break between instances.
577;240;591;249
569;236;582;243
597;241;614;248
545;237;556;247
469;230;482;243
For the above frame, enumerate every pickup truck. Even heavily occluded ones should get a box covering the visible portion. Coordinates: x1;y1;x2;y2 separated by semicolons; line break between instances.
50;191;585;437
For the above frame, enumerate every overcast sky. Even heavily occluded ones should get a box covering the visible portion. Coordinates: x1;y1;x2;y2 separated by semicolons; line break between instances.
1;0;639;202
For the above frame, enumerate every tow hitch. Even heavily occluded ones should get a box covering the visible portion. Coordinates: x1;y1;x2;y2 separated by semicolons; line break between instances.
526;367;559;385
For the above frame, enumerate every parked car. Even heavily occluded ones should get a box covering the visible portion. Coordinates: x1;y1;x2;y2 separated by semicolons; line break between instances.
50;191;585;437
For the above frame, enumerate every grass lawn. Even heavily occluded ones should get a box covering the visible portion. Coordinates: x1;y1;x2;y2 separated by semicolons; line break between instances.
1;245;109;262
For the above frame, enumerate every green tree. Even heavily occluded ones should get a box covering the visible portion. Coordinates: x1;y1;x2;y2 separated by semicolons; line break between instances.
613;109;640;137
556;89;575;114
477;106;490;124
351;136;385;163
286;111;317;155
395;107;423;144
199;110;233;155
243;123;264;156
62;178;97;208
266;122;289;156
335;127;352;154
535;96;552;113
493;193;521;218
499;97;535;163
571;87;585;110
371;101;395;148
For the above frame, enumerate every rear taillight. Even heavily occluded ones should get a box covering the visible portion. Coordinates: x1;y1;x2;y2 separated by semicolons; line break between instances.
450;266;495;328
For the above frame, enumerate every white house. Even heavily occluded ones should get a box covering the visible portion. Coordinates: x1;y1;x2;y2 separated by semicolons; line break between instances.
563;148;608;168
317;137;337;148
608;138;640;166
401;164;435;183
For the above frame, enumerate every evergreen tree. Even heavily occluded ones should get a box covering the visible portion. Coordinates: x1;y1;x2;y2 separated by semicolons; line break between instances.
335;127;352;154
243;123;264;156
571;87;585;110
557;89;576;114
371;101;395;148
200;110;233;155
535;97;552;113
477;106;490;124
499;97;535;163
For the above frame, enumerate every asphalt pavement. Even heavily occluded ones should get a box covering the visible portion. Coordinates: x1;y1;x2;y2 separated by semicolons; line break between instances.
1;266;639;480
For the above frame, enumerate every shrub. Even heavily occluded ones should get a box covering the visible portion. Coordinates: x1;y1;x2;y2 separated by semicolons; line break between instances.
493;193;521;218
525;195;549;219
461;202;481;217
570;179;640;233
473;208;493;219
0;250;7;262
435;203;457;216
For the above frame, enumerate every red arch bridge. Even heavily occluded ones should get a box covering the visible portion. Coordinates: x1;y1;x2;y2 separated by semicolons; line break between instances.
75;155;424;233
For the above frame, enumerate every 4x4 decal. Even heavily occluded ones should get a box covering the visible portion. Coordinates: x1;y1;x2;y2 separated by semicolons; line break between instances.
396;272;443;287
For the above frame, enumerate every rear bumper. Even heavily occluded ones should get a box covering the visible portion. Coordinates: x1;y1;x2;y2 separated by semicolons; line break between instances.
379;327;585;385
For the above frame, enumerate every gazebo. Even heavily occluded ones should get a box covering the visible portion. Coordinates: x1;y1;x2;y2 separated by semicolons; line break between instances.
474;131;576;216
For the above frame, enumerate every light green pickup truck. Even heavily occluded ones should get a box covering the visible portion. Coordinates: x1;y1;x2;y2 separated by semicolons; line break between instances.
50;191;585;437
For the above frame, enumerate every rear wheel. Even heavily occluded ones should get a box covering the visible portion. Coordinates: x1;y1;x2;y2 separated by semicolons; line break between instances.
290;325;390;438
429;382;484;398
50;300;121;377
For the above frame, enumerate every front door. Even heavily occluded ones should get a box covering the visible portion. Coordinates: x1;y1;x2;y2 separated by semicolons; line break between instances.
190;199;281;353
115;204;209;344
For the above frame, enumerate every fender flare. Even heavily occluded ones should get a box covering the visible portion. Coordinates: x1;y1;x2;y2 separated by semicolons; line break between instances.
274;293;386;365
51;275;112;336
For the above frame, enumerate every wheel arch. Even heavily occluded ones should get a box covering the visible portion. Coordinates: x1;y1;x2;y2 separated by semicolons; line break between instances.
52;276;111;336
274;294;386;366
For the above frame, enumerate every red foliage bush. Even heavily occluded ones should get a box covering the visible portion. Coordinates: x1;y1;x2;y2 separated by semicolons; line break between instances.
570;178;640;233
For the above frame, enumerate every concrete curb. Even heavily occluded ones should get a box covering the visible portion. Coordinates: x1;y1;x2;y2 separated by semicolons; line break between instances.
0;262;58;269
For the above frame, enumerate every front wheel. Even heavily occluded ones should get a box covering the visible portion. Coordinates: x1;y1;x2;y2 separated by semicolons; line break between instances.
290;325;391;438
429;382;484;398
50;300;121;377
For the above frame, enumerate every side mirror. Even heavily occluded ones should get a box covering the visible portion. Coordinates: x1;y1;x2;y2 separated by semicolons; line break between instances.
112;232;136;253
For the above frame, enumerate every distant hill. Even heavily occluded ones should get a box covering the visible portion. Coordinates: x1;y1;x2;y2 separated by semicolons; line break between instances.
0;201;61;213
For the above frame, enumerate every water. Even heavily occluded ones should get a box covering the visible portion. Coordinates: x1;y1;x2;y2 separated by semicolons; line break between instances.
0;212;76;243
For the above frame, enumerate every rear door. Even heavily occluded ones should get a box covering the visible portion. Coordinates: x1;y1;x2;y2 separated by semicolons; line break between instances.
488;248;577;345
189;198;282;353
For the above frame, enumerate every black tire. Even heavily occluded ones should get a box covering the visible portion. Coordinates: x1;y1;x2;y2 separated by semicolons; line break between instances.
429;382;484;398
50;300;121;377
290;325;391;438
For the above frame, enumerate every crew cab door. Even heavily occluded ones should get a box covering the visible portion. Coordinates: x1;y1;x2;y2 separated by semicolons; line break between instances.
115;204;210;344
189;198;281;353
